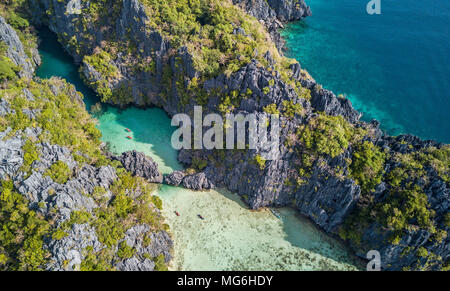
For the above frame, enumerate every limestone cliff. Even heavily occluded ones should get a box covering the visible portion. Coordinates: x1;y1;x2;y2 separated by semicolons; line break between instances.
0;15;172;271
24;0;450;271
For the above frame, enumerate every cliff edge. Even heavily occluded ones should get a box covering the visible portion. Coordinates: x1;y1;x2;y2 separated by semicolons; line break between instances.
19;0;450;270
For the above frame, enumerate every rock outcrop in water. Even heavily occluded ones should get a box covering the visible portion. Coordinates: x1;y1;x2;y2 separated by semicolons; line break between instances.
0;17;172;271
163;171;186;187
23;0;450;271
182;172;214;191
116;151;163;183
164;170;213;191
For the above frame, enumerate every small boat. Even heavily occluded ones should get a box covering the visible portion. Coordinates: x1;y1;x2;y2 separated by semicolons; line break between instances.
175;211;180;216
126;136;133;140
270;208;282;220
197;214;205;220
125;128;132;132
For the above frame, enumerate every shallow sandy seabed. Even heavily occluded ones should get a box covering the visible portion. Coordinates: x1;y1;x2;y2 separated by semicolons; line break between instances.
159;186;359;271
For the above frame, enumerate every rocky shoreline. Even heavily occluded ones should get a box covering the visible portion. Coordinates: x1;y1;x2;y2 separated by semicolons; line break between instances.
8;0;450;270
0;14;172;270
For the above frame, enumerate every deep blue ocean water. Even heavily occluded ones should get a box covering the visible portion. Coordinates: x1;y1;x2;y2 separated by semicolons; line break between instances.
282;0;450;143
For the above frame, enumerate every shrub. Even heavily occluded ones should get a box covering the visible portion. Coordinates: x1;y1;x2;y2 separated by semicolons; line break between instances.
379;188;433;234
44;161;72;184
83;50;118;102
112;192;135;218
93;209;125;248
349;141;386;194
263;104;279;116
0;180;50;270
7;12;29;29
417;247;428;258
83;50;118;80
191;156;208;171
21;140;40;174
299;114;365;158
80;247;114;271
153;254;168;271
254;154;266;170
282;100;304;118
52;228;68;240
444;213;450;228
0;56;18;81
117;242;135;259
151;195;163;210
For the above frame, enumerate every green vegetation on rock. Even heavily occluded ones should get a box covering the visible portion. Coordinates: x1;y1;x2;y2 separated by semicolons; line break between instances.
0;62;169;271
141;0;284;78
21;139;40;175
153;253;168;271
339;144;448;270
0;55;19;81
298;114;365;158
349;141;386;194
0;0;38;62
254;154;266;170
117;242;136;259
0;180;50;270
44;161;72;184
83;50;119;102
282;100;304;119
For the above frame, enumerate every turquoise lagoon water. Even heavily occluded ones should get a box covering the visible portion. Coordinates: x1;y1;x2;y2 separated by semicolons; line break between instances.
282;0;450;143
36;28;360;270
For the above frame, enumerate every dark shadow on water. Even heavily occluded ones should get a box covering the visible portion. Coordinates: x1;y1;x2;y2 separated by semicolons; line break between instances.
36;27;98;109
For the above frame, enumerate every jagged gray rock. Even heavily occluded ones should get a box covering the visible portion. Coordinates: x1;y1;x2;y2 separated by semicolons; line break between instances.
0;133;23;181
5;133;171;270
0;16;39;77
114;224;173;271
0;99;13;116
34;142;77;171
46;223;103;271
0;17;174;271
163;171;186;187
309;86;362;124
29;0;449;271
115;257;156;271
182;172;214;191
116;151;163;183
295;171;361;233
232;0;311;50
